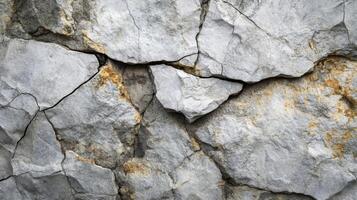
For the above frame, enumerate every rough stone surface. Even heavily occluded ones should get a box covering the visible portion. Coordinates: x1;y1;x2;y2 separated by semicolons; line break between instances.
46;61;140;168
226;185;313;200
196;0;356;82
190;57;357;200
1;0;357;199
12;112;63;177
0;38;98;109
150;65;243;122
10;0;201;63
63;151;118;199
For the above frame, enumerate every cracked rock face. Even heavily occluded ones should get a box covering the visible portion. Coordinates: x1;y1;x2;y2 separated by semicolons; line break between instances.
0;38;98;109
11;0;201;63
190;57;357;200
151;64;243;122
1;0;357;199
196;0;356;82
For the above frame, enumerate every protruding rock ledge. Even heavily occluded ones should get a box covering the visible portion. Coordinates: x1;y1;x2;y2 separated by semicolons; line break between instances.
150;64;243;122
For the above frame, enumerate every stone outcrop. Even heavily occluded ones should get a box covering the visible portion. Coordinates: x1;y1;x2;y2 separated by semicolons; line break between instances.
0;0;356;200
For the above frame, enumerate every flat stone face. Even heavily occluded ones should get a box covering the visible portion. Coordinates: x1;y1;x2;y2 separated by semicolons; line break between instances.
13;0;201;63
150;65;243;122
0;39;98;109
196;0;354;82
190;57;357;200
46;61;140;168
11;112;64;177
63;151;118;198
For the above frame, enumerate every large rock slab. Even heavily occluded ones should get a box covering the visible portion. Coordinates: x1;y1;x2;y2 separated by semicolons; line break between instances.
196;0;356;82
46;61;140;168
63;151;118;199
0;38;98;109
190;57;357;200
12;0;201;63
11;112;64;177
150;65;243;122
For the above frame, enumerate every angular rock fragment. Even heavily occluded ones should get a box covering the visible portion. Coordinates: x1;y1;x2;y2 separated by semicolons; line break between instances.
11;0;201;63
46;61;140;168
11;112;64;177
0;38;98;109
190;57;357;200
63;151;118;199
196;0;356;82
150;65;243;122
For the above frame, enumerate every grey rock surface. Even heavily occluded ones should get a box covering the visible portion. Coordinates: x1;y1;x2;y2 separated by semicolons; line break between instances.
11;0;201;63
226;185;313;200
1;0;357;199
46;61;140;168
63;151;118;199
190;57;357;200
0;38;98;109
12;112;63;177
150;65;243;122
196;0;356;82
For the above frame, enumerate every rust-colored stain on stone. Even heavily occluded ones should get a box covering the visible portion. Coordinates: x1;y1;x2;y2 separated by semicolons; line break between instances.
97;63;131;101
123;160;150;175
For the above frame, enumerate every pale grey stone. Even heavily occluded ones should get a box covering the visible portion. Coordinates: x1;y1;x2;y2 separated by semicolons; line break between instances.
172;152;224;200
0;93;38;179
0;93;38;154
0;146;12;180
330;181;357;200
226;185;313;200
150;65;243;122
0;38;98;109
191;57;357;200
0;177;25;200
11;112;64;177
15;172;74;200
13;0;201;63
196;0;355;82
46;61;140;168
63;151;118;198
140;98;195;172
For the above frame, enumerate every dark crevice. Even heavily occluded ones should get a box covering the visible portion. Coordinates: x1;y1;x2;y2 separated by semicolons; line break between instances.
11;96;40;159
41;70;99;112
193;0;211;67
